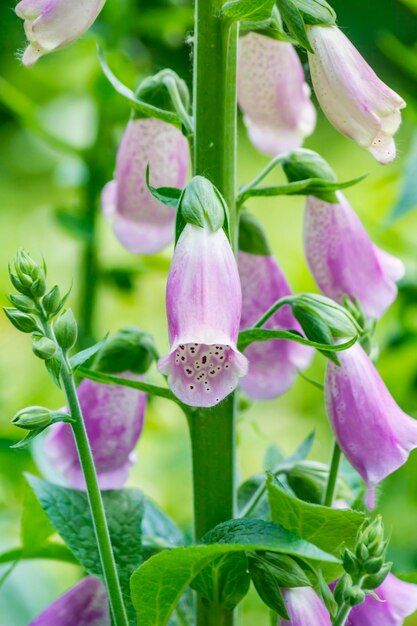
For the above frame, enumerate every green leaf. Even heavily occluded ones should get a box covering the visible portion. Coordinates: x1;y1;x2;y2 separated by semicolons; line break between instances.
69;335;108;371
387;132;417;223
267;476;365;580
54;209;93;241
237;327;357;354
0;543;79;566
27;475;144;619
79;367;180;405
191;553;251;611
317;568;338;617
21;483;55;549
98;48;180;127
276;0;313;51
222;0;276;23
131;518;337;626
11;427;48;449
142;497;185;561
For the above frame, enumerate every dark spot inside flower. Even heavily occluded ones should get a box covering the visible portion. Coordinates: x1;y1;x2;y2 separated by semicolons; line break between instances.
202;356;207;364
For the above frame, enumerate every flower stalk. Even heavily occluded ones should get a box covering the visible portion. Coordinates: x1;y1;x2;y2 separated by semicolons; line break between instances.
191;1;239;624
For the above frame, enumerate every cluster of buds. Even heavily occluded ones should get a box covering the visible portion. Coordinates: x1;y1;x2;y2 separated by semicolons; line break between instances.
4;250;78;437
333;517;391;610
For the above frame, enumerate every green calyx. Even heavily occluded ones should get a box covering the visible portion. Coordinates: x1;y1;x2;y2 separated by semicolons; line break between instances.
176;176;230;240
238;212;271;256
94;327;158;375
282;149;339;202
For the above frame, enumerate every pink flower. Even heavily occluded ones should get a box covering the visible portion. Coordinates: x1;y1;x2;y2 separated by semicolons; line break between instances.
307;26;406;163
16;0;106;66
238;33;316;155
325;342;417;507
102;118;189;254
29;576;110;625
304;192;404;319
45;374;146;489
158;223;248;407
346;573;417;626
280;587;331;626
238;251;312;399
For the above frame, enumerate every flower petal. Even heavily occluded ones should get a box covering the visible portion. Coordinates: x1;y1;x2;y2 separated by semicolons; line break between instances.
29;577;110;626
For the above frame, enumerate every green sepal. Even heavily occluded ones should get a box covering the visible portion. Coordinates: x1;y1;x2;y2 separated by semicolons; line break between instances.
317;569;338;618
93;327;158;375
98;48;180;128
135;69;190;118
276;0;313;52
238;212;271;256
8;294;36;313
248;555;290;619
221;0;276;23
69;335;108;371
292;0;336;26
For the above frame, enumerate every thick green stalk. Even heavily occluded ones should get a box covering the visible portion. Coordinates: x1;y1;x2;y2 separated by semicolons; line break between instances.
191;2;239;625
323;440;342;507
60;359;129;626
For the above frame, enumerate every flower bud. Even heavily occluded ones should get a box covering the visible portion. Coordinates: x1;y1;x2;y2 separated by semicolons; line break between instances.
282;149;337;202
333;575;349;605
54;309;78;351
32;336;57;360
363;556;385;575
347;573;417;625
342;549;360;578
42;286;61;317
9;294;36;313
95;327;158;375
4;308;39;334
344;585;366;607
12;406;53;430
292;294;359;339
362;563;392;591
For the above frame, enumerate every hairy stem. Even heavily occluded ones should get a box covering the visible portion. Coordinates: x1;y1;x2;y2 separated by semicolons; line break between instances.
60;359;129;626
323;440;342;507
192;1;239;624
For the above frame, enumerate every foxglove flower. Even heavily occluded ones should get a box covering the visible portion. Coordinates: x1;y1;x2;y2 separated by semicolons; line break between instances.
102;118;189;254
158;224;248;407
16;0;106;66
304;192;404;319
307;25;406;164
346;573;417;626
325;342;417;507
45;375;146;489
238;251;312;399
29;576;110;626
238;33;316;155
280;587;331;626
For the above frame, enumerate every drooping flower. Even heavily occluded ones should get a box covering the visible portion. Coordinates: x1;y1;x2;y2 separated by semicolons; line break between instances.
307;25;406;164
346;573;417;626
237;33;316;155
304;192;404;319
280;587;331;626
102;117;189;254
29;576;110;626
238;251;313;399
15;0;106;66
158;223;248;407
325;342;417;507
45;374;146;489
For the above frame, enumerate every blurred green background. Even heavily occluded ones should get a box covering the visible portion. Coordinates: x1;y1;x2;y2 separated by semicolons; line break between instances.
1;0;417;623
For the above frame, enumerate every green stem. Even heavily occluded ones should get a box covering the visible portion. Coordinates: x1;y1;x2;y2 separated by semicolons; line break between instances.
253;296;294;329
192;3;239;625
332;603;351;626
323;441;342;507
237;153;290;207
60;359;129;626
